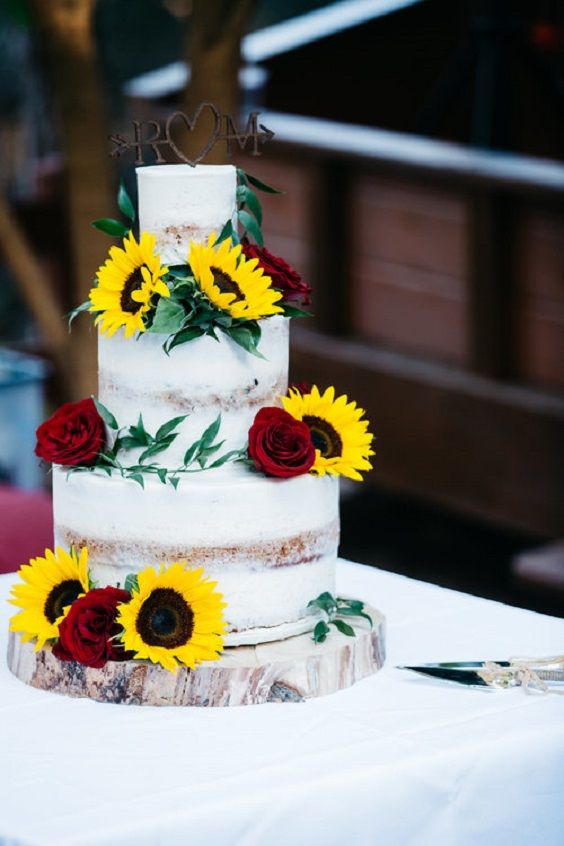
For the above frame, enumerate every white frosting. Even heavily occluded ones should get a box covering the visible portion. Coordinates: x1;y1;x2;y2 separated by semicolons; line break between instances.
53;466;339;640
137;164;237;265
98;316;289;467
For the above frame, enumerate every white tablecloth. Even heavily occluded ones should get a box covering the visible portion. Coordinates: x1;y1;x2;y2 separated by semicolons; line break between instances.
1;560;563;846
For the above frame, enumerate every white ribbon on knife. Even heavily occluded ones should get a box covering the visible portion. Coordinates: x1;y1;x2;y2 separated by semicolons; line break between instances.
477;655;564;694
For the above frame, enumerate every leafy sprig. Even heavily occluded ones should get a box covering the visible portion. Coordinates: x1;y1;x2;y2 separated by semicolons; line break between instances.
65;400;243;488
235;168;282;248
308;592;373;643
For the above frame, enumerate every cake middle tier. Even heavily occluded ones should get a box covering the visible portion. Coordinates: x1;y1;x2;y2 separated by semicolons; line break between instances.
52;466;339;642
98;315;289;468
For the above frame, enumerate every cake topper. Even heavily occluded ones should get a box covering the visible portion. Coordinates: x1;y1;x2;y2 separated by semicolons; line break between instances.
109;102;275;166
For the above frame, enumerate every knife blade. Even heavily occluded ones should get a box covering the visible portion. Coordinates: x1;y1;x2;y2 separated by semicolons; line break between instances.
396;665;494;687
396;660;564;689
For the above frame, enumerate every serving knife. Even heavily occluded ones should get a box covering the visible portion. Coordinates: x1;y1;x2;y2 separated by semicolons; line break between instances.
396;660;564;689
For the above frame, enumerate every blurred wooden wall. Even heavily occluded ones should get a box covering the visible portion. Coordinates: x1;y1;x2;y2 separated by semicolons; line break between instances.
237;115;564;536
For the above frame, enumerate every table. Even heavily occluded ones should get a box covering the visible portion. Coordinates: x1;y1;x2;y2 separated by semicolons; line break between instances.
1;560;563;846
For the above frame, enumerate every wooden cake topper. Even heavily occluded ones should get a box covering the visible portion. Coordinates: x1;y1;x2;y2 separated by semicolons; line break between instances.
109;102;275;166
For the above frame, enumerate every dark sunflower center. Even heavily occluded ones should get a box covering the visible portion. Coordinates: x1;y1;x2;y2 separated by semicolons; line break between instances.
120;268;144;313
302;415;343;458
210;266;243;301
136;588;194;648
44;579;83;623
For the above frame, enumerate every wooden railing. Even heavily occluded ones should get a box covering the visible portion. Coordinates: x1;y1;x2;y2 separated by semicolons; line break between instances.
237;113;564;536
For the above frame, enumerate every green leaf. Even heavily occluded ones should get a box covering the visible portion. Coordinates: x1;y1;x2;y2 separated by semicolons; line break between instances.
216;219;234;245
124;573;139;594
183;438;202;466
149;297;185;335
155;415;188;441
331;619;356;637
199;441;225;458
338;597;364;610
238;209;263;247
67;299;91;330
167;266;193;280
213;312;234;329
196;441;225;468
199;414;221;449
240;169;282;194
92;397;119;430
241;186;263;225
164;326;205;353
309;591;337;609
91;218;130;238
114;435;143;451
128;473;145;488
313;620;330;643
336;598;371;627
138;435;176;464
208;449;245;469
97;449;120;467
336;607;373;628
117;183;135;222
245;319;262;344
170;476;180;490
157;468;168;485
282;304;313;318
128;414;151;446
225;325;265;359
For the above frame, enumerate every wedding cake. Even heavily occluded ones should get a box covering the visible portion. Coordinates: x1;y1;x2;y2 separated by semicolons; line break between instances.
8;153;378;702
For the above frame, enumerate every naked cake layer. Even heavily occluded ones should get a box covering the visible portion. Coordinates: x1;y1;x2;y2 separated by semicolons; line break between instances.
53;465;339;640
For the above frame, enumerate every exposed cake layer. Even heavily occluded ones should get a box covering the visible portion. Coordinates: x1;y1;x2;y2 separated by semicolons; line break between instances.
98;315;289;467
52;466;339;638
137;164;237;265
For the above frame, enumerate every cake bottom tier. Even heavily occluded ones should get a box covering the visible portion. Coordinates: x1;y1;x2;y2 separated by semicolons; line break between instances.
52;466;340;644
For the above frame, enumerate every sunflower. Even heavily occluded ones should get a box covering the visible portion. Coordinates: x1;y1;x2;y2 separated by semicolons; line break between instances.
188;234;283;320
282;385;375;481
9;546;89;651
89;231;169;338
117;563;226;672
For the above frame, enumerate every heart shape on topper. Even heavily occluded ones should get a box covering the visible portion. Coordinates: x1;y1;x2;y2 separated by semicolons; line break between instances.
165;103;221;166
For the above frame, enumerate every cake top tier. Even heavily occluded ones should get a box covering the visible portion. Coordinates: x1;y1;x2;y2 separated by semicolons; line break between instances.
137;164;237;266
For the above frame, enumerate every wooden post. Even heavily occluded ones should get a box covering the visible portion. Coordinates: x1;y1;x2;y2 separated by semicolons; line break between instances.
30;0;114;399
183;0;256;164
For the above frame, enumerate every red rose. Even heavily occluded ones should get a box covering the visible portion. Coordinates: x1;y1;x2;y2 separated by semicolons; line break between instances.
53;586;132;668
248;407;315;478
241;241;312;307
35;398;105;466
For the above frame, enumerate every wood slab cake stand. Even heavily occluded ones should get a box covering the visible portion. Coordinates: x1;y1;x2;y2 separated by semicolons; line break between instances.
7;608;385;706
